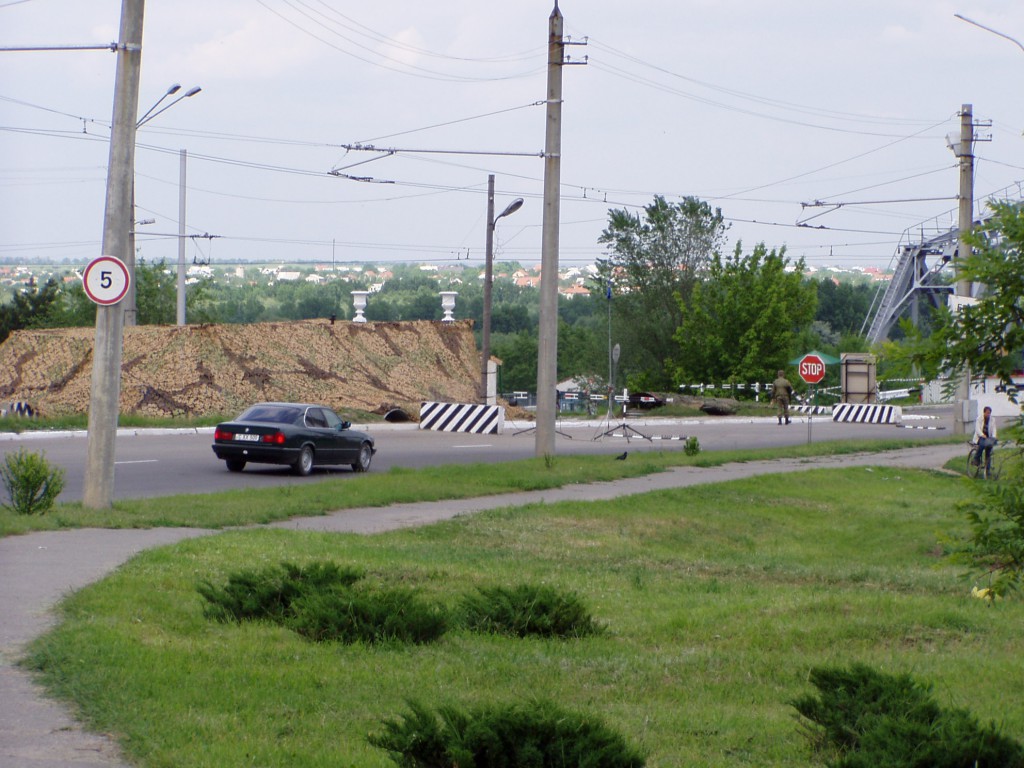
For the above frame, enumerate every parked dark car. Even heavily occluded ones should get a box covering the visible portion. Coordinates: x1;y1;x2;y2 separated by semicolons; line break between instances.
212;402;375;475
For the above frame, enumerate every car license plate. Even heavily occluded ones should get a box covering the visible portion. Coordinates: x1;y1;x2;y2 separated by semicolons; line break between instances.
234;433;260;442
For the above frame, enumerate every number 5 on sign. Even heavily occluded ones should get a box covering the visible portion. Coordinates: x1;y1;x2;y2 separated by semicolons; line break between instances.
83;255;131;306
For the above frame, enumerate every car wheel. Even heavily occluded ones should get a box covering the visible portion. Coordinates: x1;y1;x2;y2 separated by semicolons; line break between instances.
293;445;314;476
352;442;373;473
225;459;246;473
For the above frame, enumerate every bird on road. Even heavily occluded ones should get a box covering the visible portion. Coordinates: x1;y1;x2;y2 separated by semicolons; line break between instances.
614;451;628;461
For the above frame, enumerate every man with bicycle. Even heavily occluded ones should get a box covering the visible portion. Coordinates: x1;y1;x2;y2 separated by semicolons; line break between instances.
972;405;998;468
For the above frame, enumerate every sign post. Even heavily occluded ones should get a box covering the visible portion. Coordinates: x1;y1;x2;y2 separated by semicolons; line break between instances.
798;353;827;445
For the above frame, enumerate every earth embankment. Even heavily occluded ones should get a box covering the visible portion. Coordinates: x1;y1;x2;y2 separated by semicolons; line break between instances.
0;319;480;418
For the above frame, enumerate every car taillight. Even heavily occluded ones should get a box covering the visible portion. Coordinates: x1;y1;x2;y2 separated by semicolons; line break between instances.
262;432;286;445
214;428;232;441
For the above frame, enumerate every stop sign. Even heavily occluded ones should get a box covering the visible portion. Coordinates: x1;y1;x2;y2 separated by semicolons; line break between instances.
798;354;827;384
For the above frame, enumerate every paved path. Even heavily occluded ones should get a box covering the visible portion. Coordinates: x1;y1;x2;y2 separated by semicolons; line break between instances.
0;443;963;767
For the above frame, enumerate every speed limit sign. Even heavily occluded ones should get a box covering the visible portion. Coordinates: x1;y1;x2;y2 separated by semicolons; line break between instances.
83;255;131;306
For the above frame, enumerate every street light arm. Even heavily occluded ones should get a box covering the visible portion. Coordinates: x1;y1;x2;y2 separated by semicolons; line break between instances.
954;13;1024;54
137;85;201;128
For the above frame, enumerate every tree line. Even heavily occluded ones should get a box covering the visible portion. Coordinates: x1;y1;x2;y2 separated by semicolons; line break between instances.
1;195;883;395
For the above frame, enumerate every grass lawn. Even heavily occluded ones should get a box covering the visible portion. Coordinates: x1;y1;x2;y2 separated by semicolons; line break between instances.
23;462;1023;767
0;437;960;537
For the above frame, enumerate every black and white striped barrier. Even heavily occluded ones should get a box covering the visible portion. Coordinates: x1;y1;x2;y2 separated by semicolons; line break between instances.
419;402;505;434
832;403;902;425
791;405;832;415
0;401;35;418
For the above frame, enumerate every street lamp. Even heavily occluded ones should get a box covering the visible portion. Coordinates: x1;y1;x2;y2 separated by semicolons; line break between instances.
127;83;200;326
481;173;524;404
954;13;1024;53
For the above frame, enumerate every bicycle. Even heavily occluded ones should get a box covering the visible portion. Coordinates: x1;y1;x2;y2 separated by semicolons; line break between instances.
967;438;1000;480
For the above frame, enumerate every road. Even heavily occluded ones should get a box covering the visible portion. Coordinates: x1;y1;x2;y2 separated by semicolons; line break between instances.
0;407;954;503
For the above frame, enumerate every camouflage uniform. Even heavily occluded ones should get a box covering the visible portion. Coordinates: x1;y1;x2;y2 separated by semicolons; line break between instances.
772;371;793;425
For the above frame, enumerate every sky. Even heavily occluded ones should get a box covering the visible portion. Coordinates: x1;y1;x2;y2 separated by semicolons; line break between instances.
3;0;1024;274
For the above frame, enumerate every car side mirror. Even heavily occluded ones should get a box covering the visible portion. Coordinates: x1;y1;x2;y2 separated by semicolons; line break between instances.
340;420;351;430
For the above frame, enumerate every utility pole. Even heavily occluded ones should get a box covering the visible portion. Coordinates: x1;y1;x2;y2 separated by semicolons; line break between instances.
83;0;145;509
954;104;975;436
177;148;187;325
482;174;497;403
535;3;565;458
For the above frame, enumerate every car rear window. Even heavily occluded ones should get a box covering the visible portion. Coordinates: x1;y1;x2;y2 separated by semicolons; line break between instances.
238;405;302;425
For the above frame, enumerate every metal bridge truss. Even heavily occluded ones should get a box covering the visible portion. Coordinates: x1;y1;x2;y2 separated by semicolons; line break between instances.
861;230;956;345
861;181;1023;345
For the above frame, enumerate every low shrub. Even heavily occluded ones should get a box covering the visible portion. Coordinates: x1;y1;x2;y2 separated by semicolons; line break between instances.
288;587;448;645
684;436;700;456
369;699;646;767
0;447;65;516
792;663;1024;767
460;583;600;638
197;561;364;623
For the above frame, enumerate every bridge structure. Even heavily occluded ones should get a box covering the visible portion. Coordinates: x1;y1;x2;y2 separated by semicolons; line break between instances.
861;181;1023;345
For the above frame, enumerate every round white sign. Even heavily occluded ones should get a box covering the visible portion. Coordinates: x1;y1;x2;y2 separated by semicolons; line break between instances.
83;256;131;306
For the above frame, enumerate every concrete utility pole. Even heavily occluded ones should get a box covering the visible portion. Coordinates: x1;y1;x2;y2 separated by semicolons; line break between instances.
177;148;187;325
83;0;144;509
535;2;564;458
953;104;975;436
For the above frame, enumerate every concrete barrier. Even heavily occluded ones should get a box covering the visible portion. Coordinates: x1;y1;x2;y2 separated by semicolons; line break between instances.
419;402;505;434
832;403;902;425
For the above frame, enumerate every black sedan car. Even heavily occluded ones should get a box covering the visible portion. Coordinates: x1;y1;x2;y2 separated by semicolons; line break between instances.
212;402;375;475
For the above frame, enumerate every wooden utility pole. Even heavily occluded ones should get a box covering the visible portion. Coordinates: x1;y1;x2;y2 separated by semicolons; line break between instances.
535;2;564;458
83;0;144;508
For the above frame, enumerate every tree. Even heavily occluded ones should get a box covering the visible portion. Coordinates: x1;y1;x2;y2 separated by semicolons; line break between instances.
597;195;728;389
0;278;61;343
672;243;817;383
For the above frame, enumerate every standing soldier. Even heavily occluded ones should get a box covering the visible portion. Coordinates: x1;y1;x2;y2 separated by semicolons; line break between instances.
772;369;794;425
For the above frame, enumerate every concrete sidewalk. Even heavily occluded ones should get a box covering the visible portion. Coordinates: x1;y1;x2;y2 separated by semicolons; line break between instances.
0;443;964;767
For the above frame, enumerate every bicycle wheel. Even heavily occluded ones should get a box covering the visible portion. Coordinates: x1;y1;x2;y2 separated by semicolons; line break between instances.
987;451;1002;481
967;448;983;479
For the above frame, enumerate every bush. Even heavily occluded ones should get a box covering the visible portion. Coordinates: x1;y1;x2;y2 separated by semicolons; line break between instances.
369;699;646;768
198;561;447;644
0;448;65;515
792;663;1024;767
460;583;600;638
197;561;364;623
684;436;700;456
288;587;448;645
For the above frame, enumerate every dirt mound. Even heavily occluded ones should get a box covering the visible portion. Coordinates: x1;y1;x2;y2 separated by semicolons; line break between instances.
0;319;481;418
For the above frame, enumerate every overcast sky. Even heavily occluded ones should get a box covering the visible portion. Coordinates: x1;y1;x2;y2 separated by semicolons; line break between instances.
3;0;1024;274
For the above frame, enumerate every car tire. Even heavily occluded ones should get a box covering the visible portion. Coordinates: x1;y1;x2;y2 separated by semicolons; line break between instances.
225;459;246;473
352;442;373;473
293;445;314;476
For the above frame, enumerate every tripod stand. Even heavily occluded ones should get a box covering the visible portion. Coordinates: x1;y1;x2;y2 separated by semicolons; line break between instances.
592;399;651;442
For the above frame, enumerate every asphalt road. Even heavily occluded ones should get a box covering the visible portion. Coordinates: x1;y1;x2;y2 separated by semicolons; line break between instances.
0;407;954;503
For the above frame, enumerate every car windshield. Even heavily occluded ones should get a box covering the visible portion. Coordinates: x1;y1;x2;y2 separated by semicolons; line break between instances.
237;405;303;425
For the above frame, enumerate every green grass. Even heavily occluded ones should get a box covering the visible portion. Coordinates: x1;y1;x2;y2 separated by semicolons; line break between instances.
0;437;960;537
23;465;1023;767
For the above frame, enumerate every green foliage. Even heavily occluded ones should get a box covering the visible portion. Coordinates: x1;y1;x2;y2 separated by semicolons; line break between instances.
289;587;448;645
673;243;817;383
597;195;728;389
684;435;700;456
792;663;1024;767
460;583;600;638
369;699;646;768
0;278;62;342
948;439;1024;597
198;560;446;644
0;448;65;515
888;201;1024;388
197;560;364;623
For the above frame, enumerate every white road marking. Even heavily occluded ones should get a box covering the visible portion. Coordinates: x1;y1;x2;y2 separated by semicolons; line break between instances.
115;459;159;465
453;444;493;449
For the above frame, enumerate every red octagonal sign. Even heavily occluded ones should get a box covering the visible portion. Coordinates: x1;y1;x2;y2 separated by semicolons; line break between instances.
798;353;827;384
